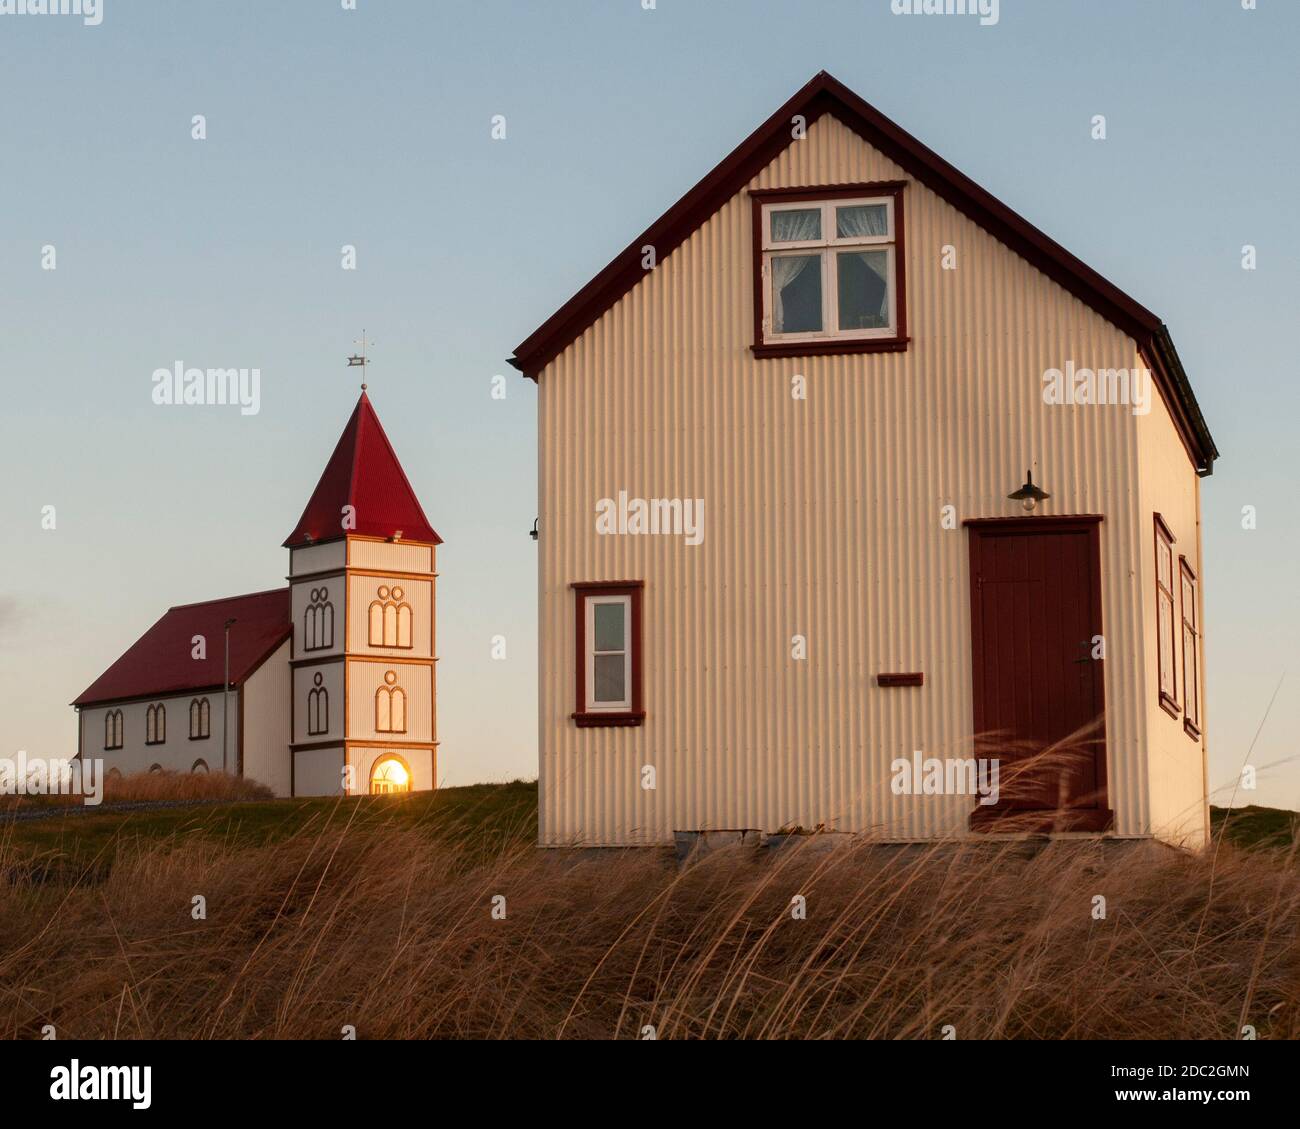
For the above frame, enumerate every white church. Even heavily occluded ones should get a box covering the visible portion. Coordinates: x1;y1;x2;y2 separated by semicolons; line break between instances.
73;388;440;796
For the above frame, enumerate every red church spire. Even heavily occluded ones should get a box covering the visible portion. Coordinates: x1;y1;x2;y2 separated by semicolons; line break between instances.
283;388;441;548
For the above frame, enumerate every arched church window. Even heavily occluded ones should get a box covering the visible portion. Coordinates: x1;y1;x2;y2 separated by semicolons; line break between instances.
367;586;413;649
189;697;211;740
192;759;209;774
307;673;330;736
104;709;124;750
304;587;335;652
375;670;407;733
146;703;166;745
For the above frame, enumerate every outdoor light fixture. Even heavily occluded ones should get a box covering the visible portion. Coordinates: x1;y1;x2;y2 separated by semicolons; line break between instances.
1008;469;1050;512
529;518;539;542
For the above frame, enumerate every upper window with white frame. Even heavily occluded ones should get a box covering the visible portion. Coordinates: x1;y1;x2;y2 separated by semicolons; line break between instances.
754;185;906;353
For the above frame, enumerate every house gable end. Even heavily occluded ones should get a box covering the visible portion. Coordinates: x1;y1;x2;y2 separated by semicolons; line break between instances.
511;71;1217;474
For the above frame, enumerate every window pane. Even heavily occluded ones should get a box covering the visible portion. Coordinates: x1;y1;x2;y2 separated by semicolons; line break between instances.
594;603;625;651
772;254;822;333
593;654;626;703
1156;541;1171;588
836;204;888;238
770;208;821;243
1158;592;1175;696
837;250;890;330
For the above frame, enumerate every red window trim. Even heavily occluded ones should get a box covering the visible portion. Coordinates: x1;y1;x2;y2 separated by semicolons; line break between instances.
571;581;645;728
1179;555;1201;740
1153;513;1179;719
749;181;909;359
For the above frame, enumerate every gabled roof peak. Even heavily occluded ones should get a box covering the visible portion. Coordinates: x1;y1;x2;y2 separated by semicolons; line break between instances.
509;71;1217;473
283;389;441;548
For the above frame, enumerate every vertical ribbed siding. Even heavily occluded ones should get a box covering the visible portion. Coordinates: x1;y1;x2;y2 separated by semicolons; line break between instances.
539;115;1151;845
346;660;434;743
242;640;292;796
1136;351;1208;847
348;541;432;573
345;576;433;655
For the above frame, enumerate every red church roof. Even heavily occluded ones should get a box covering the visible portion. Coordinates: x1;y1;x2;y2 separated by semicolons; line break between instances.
73;589;291;707
283;389;441;547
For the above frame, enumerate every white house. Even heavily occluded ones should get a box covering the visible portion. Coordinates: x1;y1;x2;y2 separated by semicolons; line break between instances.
511;73;1218;848
73;388;441;797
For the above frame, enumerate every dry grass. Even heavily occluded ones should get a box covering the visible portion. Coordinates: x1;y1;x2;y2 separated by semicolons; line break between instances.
2;789;1297;1040
2;769;271;813
99;770;274;805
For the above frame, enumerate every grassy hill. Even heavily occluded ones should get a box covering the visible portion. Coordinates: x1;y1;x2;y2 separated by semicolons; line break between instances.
2;780;1297;1040
3;780;537;878
1211;804;1300;849
8;784;1294;862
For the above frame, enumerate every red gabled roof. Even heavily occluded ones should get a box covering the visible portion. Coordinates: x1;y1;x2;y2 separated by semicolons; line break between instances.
73;589;291;707
283;389;441;547
510;71;1217;474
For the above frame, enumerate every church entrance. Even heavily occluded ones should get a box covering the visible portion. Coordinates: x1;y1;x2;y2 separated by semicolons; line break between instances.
369;755;412;795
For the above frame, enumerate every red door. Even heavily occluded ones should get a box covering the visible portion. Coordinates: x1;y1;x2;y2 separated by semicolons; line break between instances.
965;517;1111;831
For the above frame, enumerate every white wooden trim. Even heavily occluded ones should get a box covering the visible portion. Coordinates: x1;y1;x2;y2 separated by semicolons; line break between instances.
760;196;897;343
584;595;632;712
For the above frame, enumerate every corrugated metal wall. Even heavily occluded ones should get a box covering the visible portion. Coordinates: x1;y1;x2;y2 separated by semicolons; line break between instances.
538;114;1172;845
292;662;343;745
347;660;434;743
242;640;292;796
346;575;434;655
80;693;235;777
1136;359;1209;847
290;542;345;576
348;539;432;573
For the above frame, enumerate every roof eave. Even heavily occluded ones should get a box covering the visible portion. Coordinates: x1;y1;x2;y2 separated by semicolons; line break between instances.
508;70;1218;475
1144;325;1219;476
70;625;293;709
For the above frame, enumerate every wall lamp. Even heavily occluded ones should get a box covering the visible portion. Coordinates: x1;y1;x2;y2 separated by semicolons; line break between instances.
1007;469;1050;512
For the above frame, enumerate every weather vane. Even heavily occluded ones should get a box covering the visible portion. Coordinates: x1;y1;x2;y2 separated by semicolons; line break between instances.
348;331;375;389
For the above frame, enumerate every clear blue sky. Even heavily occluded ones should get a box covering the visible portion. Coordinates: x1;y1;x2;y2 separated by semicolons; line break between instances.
2;0;1296;810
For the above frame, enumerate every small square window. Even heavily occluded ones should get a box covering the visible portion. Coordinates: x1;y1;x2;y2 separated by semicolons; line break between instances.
753;186;907;356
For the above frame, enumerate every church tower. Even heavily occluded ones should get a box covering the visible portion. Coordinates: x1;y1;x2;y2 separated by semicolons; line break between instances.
282;388;441;796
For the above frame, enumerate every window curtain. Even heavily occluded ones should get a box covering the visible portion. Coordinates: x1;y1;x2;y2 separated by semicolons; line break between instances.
837;250;890;329
772;255;817;333
770;208;821;243
836;204;889;239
